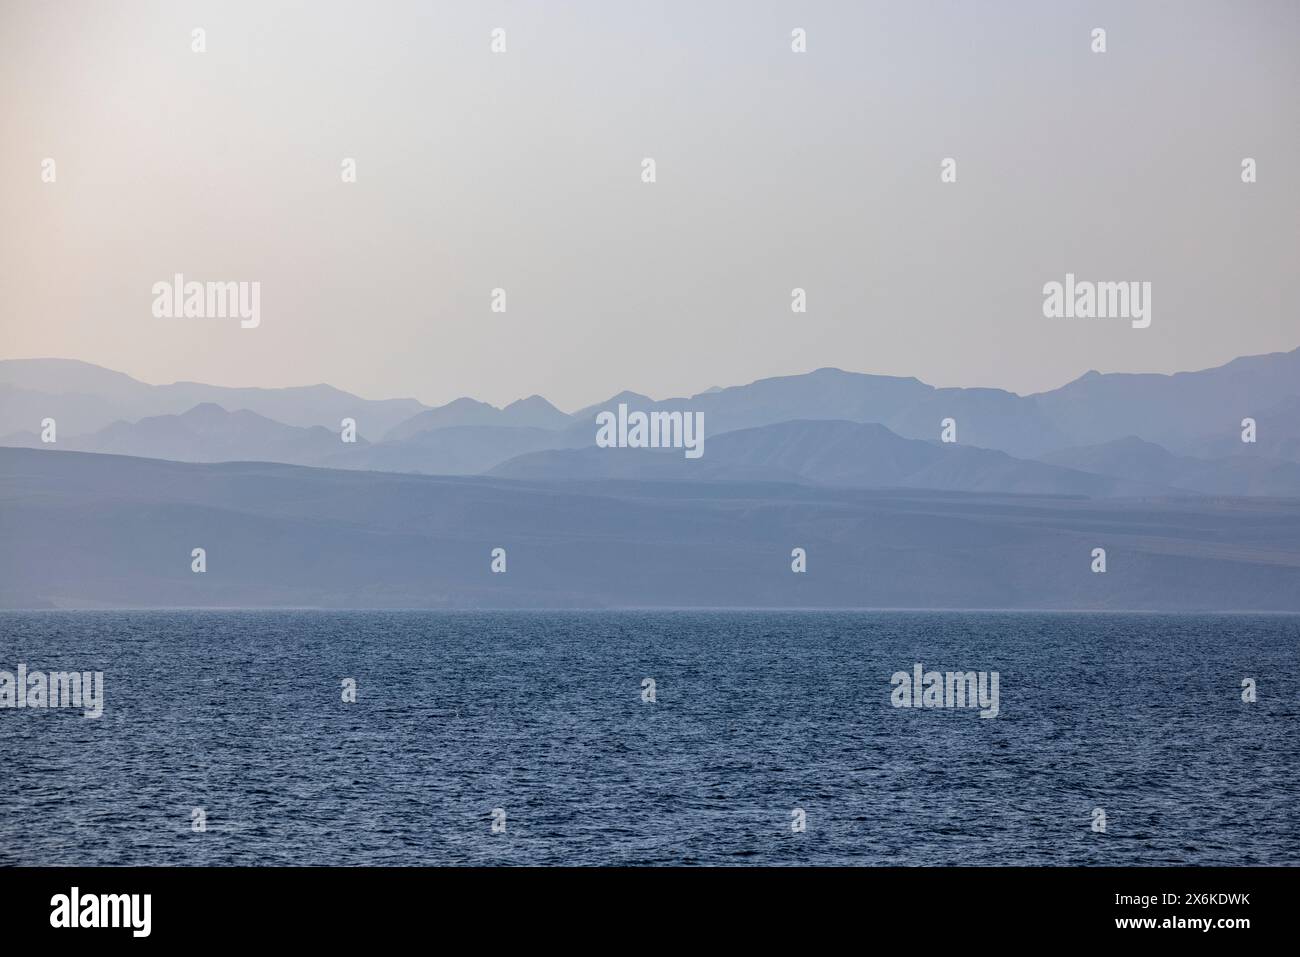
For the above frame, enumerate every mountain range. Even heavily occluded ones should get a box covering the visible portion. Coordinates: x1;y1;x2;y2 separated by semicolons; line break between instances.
2;348;1299;497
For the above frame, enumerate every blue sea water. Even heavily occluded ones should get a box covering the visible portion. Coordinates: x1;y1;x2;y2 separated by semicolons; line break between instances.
0;611;1296;866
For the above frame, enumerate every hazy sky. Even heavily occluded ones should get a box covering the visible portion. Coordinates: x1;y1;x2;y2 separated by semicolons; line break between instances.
2;0;1296;411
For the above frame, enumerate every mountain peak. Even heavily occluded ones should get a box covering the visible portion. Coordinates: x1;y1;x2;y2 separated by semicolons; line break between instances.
499;394;570;430
181;402;230;418
504;394;558;412
441;396;496;411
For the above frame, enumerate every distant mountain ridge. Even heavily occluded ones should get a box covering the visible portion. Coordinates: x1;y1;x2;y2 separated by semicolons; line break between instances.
490;419;1167;497
1041;435;1300;497
77;403;368;466
383;394;570;440
0;358;427;438
2;347;1298;495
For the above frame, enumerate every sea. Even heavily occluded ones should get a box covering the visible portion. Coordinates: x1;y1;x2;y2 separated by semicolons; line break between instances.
0;611;1296;866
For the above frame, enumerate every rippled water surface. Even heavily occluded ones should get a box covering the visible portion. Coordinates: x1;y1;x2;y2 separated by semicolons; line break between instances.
1;611;1296;865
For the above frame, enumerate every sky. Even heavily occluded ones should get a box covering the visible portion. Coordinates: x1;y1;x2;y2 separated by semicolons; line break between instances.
2;0;1297;411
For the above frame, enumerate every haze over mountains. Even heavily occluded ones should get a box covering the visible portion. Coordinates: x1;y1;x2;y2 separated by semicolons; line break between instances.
2;348;1298;497
3;348;1297;609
